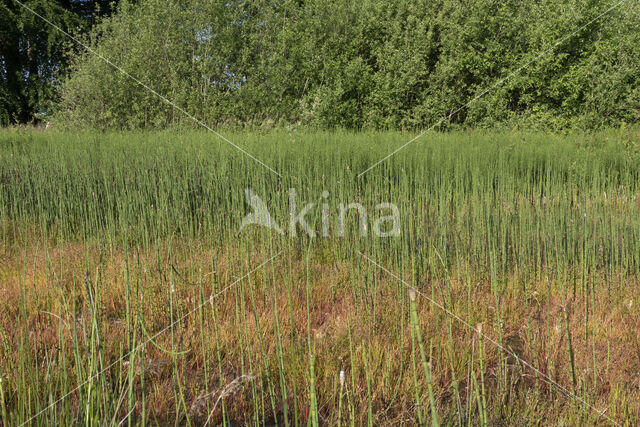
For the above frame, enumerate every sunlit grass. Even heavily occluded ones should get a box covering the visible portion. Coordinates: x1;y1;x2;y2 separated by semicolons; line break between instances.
1;127;640;424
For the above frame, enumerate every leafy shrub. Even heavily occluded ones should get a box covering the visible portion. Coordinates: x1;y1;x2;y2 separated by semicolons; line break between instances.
56;0;640;130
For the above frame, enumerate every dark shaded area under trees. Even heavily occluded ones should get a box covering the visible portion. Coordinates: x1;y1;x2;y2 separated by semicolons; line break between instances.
0;0;119;125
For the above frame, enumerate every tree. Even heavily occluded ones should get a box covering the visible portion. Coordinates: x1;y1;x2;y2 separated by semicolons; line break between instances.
0;0;118;125
56;0;640;130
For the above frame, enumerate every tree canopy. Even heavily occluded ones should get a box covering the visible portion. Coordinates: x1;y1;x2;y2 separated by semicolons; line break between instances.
6;0;640;130
0;0;117;125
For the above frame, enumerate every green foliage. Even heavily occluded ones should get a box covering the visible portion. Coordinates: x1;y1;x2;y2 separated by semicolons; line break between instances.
0;0;119;125
56;0;640;130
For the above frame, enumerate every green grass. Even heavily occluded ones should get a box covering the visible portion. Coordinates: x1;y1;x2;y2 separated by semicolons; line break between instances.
1;127;640;425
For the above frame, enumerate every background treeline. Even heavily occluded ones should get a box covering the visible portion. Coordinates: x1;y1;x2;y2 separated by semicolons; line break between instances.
0;0;118;125
6;0;640;130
